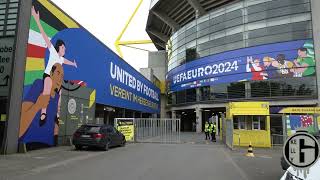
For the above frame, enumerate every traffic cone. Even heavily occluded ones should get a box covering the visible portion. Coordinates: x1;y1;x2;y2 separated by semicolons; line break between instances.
246;142;255;157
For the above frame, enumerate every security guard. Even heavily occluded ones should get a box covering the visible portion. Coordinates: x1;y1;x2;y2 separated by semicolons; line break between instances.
211;122;216;142
204;121;210;140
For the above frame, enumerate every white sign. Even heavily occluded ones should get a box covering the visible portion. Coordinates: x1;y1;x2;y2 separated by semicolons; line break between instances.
68;98;77;114
0;37;14;96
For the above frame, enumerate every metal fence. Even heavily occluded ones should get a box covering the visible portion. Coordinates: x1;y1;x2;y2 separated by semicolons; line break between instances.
271;134;287;146
134;118;181;144
225;119;234;149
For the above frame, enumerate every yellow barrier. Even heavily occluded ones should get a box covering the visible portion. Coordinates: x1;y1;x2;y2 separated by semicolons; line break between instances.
233;130;271;148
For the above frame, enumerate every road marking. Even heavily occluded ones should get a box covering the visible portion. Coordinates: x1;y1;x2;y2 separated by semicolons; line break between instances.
258;155;272;159
30;152;105;174
221;149;250;180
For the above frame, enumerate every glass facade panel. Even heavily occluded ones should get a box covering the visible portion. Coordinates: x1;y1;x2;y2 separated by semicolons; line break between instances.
170;77;317;105
168;0;312;71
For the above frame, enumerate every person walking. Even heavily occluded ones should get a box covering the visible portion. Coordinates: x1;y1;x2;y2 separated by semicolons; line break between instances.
208;122;213;141
192;122;196;132
211;122;217;142
204;121;210;140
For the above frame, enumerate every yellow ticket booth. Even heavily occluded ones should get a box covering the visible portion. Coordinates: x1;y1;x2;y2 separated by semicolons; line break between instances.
226;102;271;148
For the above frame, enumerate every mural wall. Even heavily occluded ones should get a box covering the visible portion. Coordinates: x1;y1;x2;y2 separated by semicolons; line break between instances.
167;40;315;92
286;115;317;136
19;0;160;147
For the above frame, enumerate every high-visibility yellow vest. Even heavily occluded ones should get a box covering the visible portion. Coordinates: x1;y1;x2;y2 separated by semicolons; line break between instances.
204;123;209;132
213;125;216;132
208;124;213;133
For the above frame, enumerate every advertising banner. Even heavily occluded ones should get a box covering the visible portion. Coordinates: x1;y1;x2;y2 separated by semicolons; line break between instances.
167;40;315;92
115;118;134;142
19;0;159;147
285;115;317;136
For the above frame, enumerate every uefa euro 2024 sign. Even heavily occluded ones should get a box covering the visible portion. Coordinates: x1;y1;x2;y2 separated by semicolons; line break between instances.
167;40;315;92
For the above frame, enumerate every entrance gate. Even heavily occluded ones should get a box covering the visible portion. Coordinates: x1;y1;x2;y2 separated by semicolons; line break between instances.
134;118;181;144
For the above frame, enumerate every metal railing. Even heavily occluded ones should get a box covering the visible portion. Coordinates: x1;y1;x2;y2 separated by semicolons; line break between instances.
135;118;181;144
271;134;287;147
168;82;317;105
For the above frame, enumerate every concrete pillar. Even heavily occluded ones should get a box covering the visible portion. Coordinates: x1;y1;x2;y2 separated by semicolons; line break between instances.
196;108;202;133
172;111;177;132
215;115;219;136
172;111;176;119
245;81;251;98
311;0;320;105
282;114;287;144
5;0;32;154
196;88;201;101
210;86;214;100
122;108;125;118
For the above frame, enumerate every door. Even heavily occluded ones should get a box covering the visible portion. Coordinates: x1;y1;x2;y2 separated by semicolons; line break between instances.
113;127;122;145
106;126;118;146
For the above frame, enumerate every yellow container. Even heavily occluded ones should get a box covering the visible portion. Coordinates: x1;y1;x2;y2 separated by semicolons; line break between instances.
227;102;271;148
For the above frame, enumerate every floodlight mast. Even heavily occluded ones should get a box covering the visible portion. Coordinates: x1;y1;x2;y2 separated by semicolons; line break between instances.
115;0;153;58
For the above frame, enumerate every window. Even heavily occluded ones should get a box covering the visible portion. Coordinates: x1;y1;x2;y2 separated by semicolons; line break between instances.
227;82;245;99
239;117;246;129
252;116;266;130
200;86;211;101
176;90;186;104
186;48;198;62
79;126;101;133
234;116;246;129
186;88;196;102
233;118;239;129
107;126;115;133
252;116;260;130
233;115;266;130
251;81;270;97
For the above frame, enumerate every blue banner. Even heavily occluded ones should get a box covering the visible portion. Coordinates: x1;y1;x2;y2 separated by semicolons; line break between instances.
167;40;315;92
51;28;160;113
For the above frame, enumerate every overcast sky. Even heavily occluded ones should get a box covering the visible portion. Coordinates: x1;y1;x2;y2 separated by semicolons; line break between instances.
51;0;157;71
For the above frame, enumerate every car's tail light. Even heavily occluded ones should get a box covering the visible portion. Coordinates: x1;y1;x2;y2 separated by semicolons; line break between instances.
92;133;105;139
73;132;80;138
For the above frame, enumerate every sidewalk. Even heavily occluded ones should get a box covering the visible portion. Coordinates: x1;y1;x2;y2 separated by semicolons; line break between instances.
0;146;96;178
180;132;224;145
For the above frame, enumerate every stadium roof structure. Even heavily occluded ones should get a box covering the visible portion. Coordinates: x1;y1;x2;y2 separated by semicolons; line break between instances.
146;0;237;50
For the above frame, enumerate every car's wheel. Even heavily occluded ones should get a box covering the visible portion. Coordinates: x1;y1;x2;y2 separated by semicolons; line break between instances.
102;142;109;151
121;139;126;147
75;145;82;150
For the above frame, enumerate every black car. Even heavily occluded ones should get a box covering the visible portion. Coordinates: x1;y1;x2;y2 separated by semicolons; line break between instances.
72;124;126;151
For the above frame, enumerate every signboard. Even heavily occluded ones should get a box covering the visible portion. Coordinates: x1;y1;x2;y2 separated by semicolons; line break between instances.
271;107;320;114
0;37;14;96
115;118;134;142
167;40;315;92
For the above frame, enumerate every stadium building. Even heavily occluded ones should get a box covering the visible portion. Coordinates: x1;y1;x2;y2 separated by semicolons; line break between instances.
146;0;320;146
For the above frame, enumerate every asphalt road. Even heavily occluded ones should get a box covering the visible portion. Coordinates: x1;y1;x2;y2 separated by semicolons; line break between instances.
0;142;284;180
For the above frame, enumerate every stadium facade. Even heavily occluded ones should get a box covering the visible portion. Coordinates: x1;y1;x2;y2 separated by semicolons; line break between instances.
146;0;320;144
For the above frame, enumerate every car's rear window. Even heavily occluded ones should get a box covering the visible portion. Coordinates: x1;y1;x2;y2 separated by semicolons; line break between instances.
78;126;101;133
